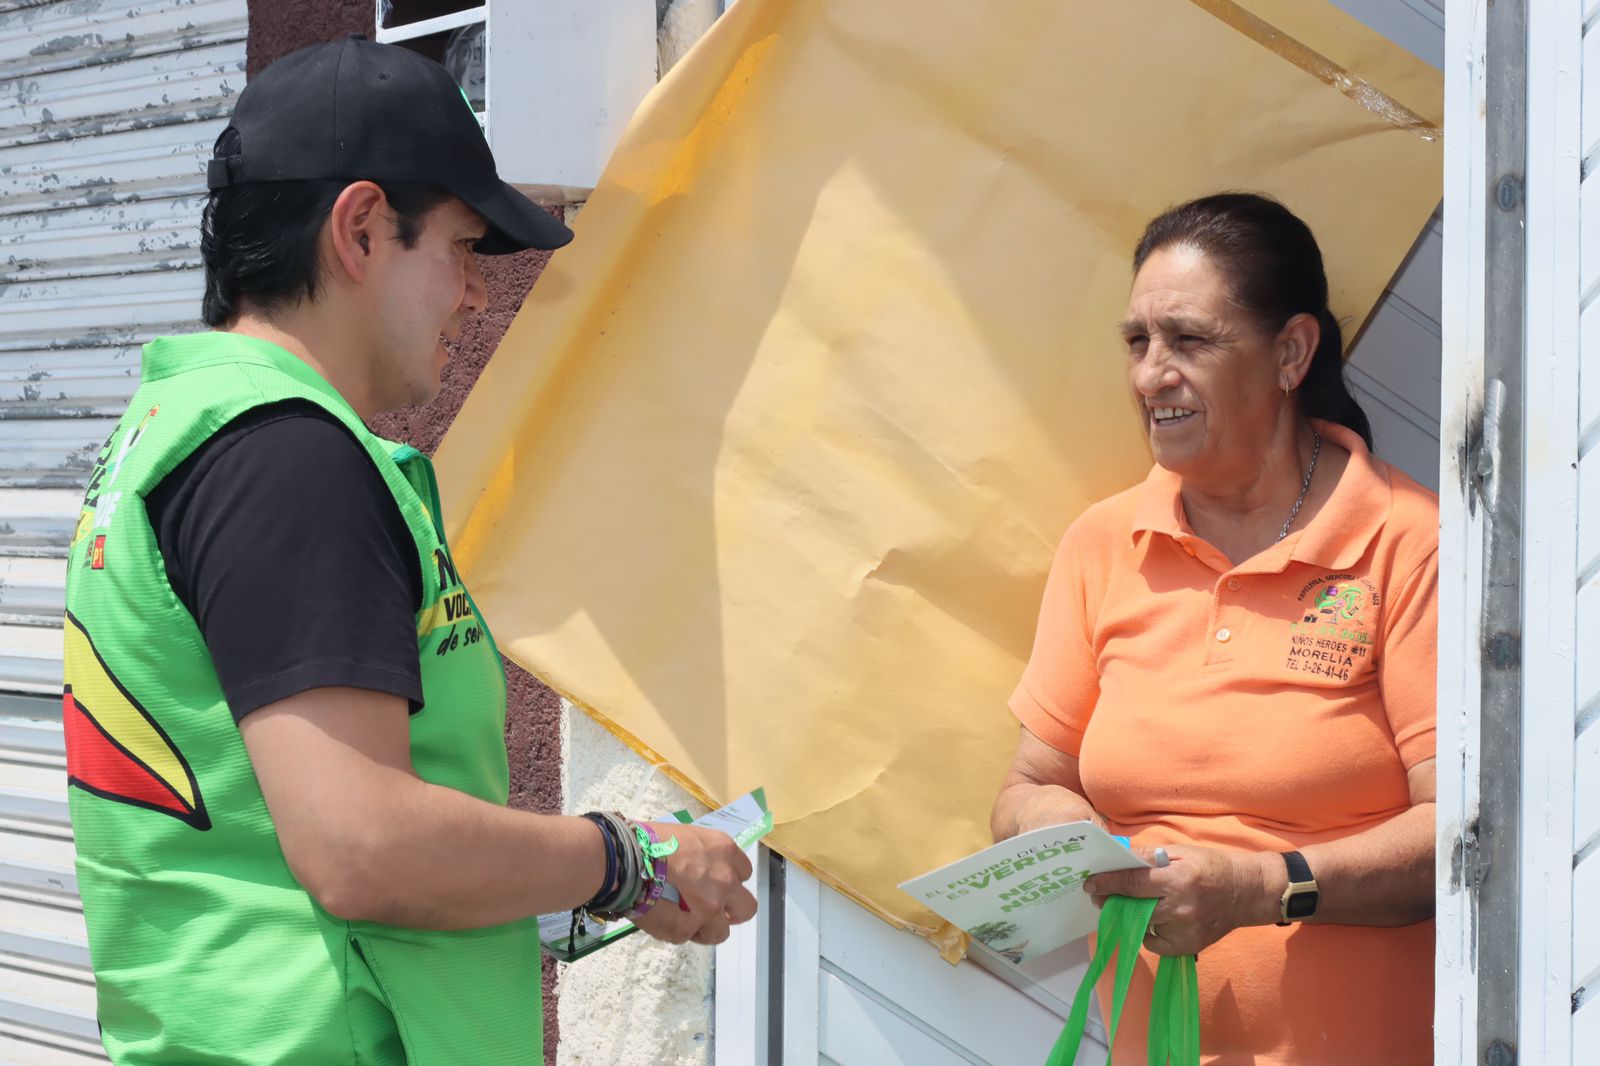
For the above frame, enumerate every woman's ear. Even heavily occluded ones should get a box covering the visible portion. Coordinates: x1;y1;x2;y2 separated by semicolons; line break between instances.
1277;312;1320;392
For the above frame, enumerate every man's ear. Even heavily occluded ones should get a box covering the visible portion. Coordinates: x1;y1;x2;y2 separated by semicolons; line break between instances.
326;181;388;285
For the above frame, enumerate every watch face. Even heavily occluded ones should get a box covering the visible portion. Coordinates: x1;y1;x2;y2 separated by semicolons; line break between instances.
1286;891;1318;920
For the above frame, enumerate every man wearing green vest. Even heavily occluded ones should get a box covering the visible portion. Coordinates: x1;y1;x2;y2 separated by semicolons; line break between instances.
62;38;756;1064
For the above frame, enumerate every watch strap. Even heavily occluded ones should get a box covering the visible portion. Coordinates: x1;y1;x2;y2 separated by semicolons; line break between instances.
1277;850;1319;926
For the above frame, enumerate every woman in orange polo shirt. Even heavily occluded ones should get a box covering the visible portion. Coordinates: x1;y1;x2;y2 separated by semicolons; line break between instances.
991;193;1436;1065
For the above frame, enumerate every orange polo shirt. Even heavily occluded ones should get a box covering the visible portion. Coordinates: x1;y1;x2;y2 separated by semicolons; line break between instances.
1010;420;1437;1065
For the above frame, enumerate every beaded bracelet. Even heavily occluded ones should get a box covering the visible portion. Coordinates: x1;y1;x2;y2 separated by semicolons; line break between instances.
579;812;620;911
585;812;646;921
587;812;629;911
581;812;641;917
605;812;644;914
578;814;681;924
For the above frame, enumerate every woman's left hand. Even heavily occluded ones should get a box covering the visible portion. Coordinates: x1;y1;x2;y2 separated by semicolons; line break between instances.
1083;845;1273;957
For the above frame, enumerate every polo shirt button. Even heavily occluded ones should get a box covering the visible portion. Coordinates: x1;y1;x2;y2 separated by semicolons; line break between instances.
1216;627;1232;643
1227;578;1241;591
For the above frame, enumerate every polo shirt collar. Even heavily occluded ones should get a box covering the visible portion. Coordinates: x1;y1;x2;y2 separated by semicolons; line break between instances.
1129;419;1391;571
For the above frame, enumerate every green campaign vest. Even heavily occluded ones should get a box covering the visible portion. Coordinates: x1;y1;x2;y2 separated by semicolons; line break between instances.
62;332;541;1064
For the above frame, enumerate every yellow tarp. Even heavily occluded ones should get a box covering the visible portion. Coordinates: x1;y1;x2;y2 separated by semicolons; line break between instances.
436;0;1442;958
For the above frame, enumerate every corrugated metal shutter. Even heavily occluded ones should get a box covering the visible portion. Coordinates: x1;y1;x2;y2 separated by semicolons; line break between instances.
0;0;246;692
1348;213;1443;491
0;693;100;1064
0;1;245;1059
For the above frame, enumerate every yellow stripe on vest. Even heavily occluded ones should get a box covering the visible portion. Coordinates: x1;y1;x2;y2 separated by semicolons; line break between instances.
418;589;476;637
63;613;201;816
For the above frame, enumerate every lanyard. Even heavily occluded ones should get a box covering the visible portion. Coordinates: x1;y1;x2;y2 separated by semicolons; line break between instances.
1045;895;1200;1066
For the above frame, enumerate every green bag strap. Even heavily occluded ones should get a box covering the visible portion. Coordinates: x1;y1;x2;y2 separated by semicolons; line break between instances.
1043;896;1200;1066
1147;952;1199;1066
1045;895;1156;1066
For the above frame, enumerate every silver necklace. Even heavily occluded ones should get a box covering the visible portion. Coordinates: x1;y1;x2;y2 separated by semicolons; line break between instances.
1277;431;1322;542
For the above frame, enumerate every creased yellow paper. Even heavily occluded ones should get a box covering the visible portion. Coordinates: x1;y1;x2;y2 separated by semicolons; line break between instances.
435;0;1441;952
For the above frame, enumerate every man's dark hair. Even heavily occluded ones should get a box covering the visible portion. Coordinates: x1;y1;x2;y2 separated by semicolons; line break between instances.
1132;192;1374;451
200;133;453;327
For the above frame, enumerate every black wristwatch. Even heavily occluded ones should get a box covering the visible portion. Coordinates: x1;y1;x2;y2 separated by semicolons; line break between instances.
1276;850;1319;926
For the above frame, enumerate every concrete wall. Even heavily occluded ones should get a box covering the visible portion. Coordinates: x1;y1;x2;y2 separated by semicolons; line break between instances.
659;0;721;75
246;3;566;1062
558;707;710;1066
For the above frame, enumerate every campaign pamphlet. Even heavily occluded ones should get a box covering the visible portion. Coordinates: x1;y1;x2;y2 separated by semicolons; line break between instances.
538;787;772;962
899;821;1150;965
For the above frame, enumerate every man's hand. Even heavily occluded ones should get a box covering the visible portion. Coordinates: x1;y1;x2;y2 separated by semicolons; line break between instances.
1083;845;1273;956
631;823;758;946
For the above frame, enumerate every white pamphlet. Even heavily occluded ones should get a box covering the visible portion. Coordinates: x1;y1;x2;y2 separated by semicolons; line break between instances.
899;821;1149;965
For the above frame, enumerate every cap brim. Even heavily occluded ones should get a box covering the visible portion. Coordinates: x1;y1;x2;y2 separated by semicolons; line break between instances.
451;180;574;255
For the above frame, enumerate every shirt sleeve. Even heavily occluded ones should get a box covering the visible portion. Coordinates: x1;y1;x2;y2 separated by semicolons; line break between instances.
147;402;425;722
1008;521;1103;756
1378;546;1438;769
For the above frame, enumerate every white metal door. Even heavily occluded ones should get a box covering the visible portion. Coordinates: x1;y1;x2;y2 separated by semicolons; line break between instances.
0;1;246;1059
750;861;1110;1066
1435;0;1591;1061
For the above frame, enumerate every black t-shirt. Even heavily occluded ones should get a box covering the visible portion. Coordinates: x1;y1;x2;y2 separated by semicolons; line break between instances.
146;401;425;721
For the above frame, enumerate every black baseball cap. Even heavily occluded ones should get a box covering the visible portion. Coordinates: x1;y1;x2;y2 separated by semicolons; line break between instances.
207;36;573;254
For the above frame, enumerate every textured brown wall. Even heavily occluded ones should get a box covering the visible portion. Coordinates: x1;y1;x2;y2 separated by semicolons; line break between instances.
245;4;564;1058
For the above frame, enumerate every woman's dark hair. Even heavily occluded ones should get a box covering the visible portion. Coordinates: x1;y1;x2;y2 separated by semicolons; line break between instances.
1131;192;1373;450
200;131;453;326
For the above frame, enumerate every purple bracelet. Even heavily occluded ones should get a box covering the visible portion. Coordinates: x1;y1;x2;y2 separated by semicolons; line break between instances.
627;823;670;919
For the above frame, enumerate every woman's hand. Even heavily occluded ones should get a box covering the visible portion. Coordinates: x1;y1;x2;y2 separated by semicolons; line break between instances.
1012;785;1106;835
1083;845;1275;956
992;726;1105;840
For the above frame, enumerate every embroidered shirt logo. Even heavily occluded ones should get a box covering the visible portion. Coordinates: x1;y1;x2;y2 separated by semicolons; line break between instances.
1312;582;1367;626
1285;574;1381;682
